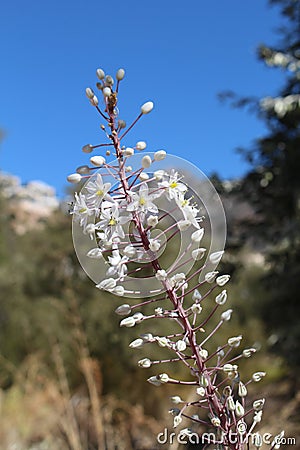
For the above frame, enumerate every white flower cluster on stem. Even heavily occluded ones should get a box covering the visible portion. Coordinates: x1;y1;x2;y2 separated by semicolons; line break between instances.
68;67;283;450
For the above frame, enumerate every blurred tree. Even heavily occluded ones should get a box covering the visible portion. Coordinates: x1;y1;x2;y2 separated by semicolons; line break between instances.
221;0;300;372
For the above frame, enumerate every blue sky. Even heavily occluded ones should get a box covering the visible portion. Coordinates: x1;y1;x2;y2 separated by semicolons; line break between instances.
0;0;284;197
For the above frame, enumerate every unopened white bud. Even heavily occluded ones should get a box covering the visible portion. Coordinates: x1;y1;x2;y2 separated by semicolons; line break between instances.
125;165;132;172
67;173;82;183
227;396;236;411
90;95;99;106
129;338;144;349
111;285;125;296
96;278;116;290
138;357;152;368
139;172;149;181
105;75;114;86
176;340;187;352
243;348;257;358
96;68;105;80
103;87;111;97
147;215;158;227
221;309;233;321
171;396;183;404
82;144;94;153
199;348;208;359
223;364;235;373
228;335;242;348
118;119;126;129
147;376;161;386
211;417;221;427
116;68;125;80
120;316;136;328
156;269;167;281
76;165;90;175
205;271;219;283
141;155;152;168
192;248;206;260
253;399;265;411
141;101;154;114
215;289;227;305
87;247;102;258
85;87;94;99
132;312;144;323
252;372;266;382
156;336;170;347
90;155;106;167
216;275;230;286
157;373;169;383
135;141;147;150
173;415;182;428
196;387;205;396
192;289;202;301
235;401;245;417
124;147;134;157
140;333;153;342
123;245;136;258
191;228;204;242
191;303;202;314
209;250;224;264
253;411;263;423
154;150;166;161
238;381;247;397
115;304;131;315
177;220;191;231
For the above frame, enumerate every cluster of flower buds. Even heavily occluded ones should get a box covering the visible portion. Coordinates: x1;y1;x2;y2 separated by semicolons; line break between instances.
68;67;283;449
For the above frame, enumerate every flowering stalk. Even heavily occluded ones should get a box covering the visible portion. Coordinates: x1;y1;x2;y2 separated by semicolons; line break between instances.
68;68;284;450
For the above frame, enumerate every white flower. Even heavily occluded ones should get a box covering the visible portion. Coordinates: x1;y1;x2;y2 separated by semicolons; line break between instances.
106;249;128;279
115;304;131;315
67;173;82;183
149;239;160;252
127;183;158;214
95;203;130;239
243;348;257;358
85;173;112;208
153;170;165;180
90;155;106;166
154;150;166;161
159;170;187;201
252;372;266;382
96;278;117;291
147;215;158;227
216;275;230;286
215;289;227;305
116;68;125;80
191;228;204;242
176;340;187;352
253;399;265;411
87;248;103;259
141;155;152;168
72;192;94;228
138;358;152;368
209;250;224;264
253;411;263;423
155;269;168;281
192;248;206;260
141;101;154;114
135;141;147;150
205;271;219;283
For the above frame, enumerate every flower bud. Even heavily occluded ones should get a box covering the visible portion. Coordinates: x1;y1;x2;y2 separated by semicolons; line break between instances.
176;340;187;352
111;285;125;296
205;271;219;283
87;248;102;259
90;95;99;106
120;316;136;328
82;144;94;153
252;372;266;382
199;348;208;359
253;411;263;423
173;415;182;428
129;338;144;349
67;173;82;183
116;68;125;80
171;396;183;404
76;165;90;175
96;278;116;290
215;289;227;305
211;417;221;427
227;395;236;411
139;173;149;181
135;141;147;150
243;348;257;358
124;147;134;157
132;312;144;323
238;381;247;397
191;303;202;314
140;333;153;342
85;87;94;99
96;68;105;80
147;376;161;386
196;387;205;396
105;75;114;86
156;336;170;347
221;309;233;321
253;398;265;411
191;228;204;242
123;245;136;258
141;155;152;168
115;304;131;315
154;150;166;161
149;239;160;252
96;82;103;90
154;307;163;315
235;401;245;417
177;220;191;231
216;275;230;286
90;155;106;167
209;250;224;264
156;269;167;281
228;335;242;348
141;101;154;114
118;119;126;129
138;358;152;368
153;169;165;180
103;87;111;97
192;289;202;301
157;373;169;383
147;215;158;227
192;248;206;260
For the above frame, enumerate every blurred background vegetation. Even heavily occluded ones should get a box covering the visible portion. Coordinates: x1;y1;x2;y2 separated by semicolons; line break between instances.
0;0;299;448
